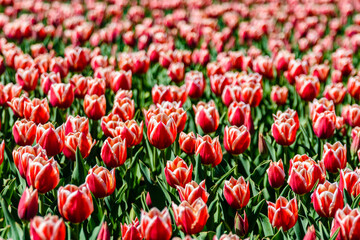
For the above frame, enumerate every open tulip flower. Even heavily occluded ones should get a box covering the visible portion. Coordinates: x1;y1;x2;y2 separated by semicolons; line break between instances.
30;215;66;240
223;176;250;209
331;205;360;240
140;207;172;240
164;156;193;188
177;180;209;204
268;197;298;232
86;165;116;198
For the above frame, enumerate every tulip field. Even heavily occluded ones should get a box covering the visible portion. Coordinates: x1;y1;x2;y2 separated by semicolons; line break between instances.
2;0;360;239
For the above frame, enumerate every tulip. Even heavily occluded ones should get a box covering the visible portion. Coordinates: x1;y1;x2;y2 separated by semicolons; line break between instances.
0;140;4;166
97;222;110;240
195;135;222;167
101;113;122;138
309;98;335;121
274;50;294;72
65;47;90;72
64;115;89;135
227;101;253;130
172;199;209;234
26;156;60;193
253;55;273;79
295;75;320;101
271;116;298;146
322;142;347;173
115;120;143;148
179;132;196;155
70;74;89;98
84;94;106;120
210;74;230;96
267;160;285;189
58;184;94;223
12;119;37;146
36;123;65;157
223;176;250;209
271;85;288;105
312;181;344;218
16;67;39;91
63;132;95;160
339;168;360;197
268;197;298;232
177;180;209;204
240;82;263;107
101;136;127;168
331;205;360;240
185;71;206;99
303;225;316;240
49;83;74;109
285;59;309;84
121;218;143;240
221;85;242;107
234;211;248;237
168;62;185;83
312;111;336;139
140;207;172;240
8;95;30;118
323;83;347;105
87;78;106;96
112;97;135;121
49;57;69;78
342;104;360;127
40;72;61;95
30;215;66;240
91;55;108;70
193;100;220;134
110;70;132;92
18;187;38;221
164;156;193;188
348;76;360;100
86;165;116;198
214;234;240;240
223;125;251;155
23;98;50;125
147;113;177;150
157;101;187;133
312;64;330;82
13;145;47;178
151;84;187;106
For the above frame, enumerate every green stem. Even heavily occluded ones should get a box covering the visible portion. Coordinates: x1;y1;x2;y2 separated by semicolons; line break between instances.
39;194;45;216
72;223;81;239
161;150;167;167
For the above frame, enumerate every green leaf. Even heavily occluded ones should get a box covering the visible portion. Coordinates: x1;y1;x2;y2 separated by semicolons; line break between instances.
293;217;305;239
352;193;360;208
259;213;273;237
139;160;152;184
272;229;286;240
329;228;340;240
209;165;236;201
249;160;271;184
89;215;105;240
72;147;85;185
264;137;276;162
0;197;20;239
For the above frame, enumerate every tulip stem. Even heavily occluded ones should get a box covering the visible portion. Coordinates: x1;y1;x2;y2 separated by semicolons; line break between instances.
72;223;81;239
39;194;45;216
162;150;166;169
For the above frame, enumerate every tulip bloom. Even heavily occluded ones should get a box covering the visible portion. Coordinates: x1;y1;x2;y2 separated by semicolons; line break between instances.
23;98;50;125
177;180;209;204
18;187;38;221
16;67;39;91
309;98;335;121
70;75;89;98
30;215;66;240
223;125;251;155
323;83;347;105
342;104;360;127
64;115;89;135
63;132;95;160
295;75;320;101
271;85;288;105
303;225;316;240
322;142;347;173
339;168;360;197
210;74;230;96
312;181;344;218
268;197;298;231
40;72;61;95
86;165;116;198
312;111;336;139
267;160;285;189
101;136;127;168
36;123;65;157
223;176;250;209
195;135;222;167
234;211;248;237
240;82;263;107
185;71;206;99
12;119;37;146
48;83;74;109
121;218;143;240
65;47;90;72
193;100;220;134
348;76;360;100
84;94;106;120
285;59;309;84
50;57;69;78
164;156;193;188
58;184;94;223
140;208;172;240
172;199;209;235
151;84;187;106
271;116;298;146
111;97;135;121
97;222;110;240
13;145;47;178
147;113;177;150
312;64;330;82
168;62;185;83
253;55;274;79
115;120;143;148
227;101;253;130
331;205;360;240
179;132;196;155
221;85;242;107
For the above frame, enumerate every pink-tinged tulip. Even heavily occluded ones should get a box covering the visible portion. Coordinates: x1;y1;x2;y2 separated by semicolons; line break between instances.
84;94;106;120
65;47;90;72
110;70;132;92
227;101;253;130
192;49;210;66
23;98;50;125
223;125;250;155
331;70;342;83
63;132;95;160
331;205;360;240
348;76;360;100
253;55;273;79
64;115;89;135
312;64;330;82
193;100;220;134
49;57;69;78
26;156;60;193
140;208;172;240
12;119;36;146
268;197;298;232
40;72;61;95
309;98;335;121
185;71;206;99
168;62;185;83
13;145;47;179
267;160;285;189
1;83;22;105
271;117;298;146
8;95;30;118
295;75;320;101
70;74;89;98
86;165;116;198
58;184;94;223
49;83;74;109
91;55;108;70
303;225;316;240
172;199;209;235
36;123;65;157
323;142;347;173
0;140;3;166
151;84;187;106
210;74;230;96
101;136;127;168
87;78;106;96
121;218;143;240
115;120;143;148
285;59;309;85
274;109;299;128
30;215;66;240
312;181;344;218
195;135;222;167
97;222;110;240
343;104;360;127
164;156;193;188
101;113;122;138
234;211;248;237
240;82;263;107
312;111;336;139
213;234;240;240
16;67;39;91
274;50;294;72
339;168;360;197
179;132;196;155
177;180;209;204
271;85;288;105
223;176;250;209
147;113;177;150
352;127;360;154
221;85;242;107
288;154;326;195
112;97;135;121
18;187;38;221
323;83;347;105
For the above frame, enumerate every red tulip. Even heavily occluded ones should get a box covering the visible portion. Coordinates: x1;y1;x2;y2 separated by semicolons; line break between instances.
64;115;89;135
309;98;335;120
271;85;288;105
295;75;320;101
18;187;38;221
312;181;344;218
323;142;347;173
84;94;106;120
234;211;249;237
26;156;60;193
271;116;298;146
121;218;143;240
70;74;89;98
87;78;106;96
101;136;127;168
110;70;132;92
8;95;30;118
168;62;185;83
158;101;187;133
339;168;360;197
323;83;347;105
30;215;66;240
115;120;143;148
112;97;135;121
58;184;94;223
49;57;69;78
193;100;220;134
267;160;285;189
0;140;3;166
65;47;90;72
49;83;74;109
195;135;222;167
223;125;251;155
177;180;209;204
12;145;47;179
342;104;360;127
253;55;274;79
227;101;253;130
285;59;309;84
1;83;22;106
40;72;61;95
303;225;316;240
23;98;50;124
97;222;110;240
172;199;209;234
164;156;193;188
151;84;187;106
63;132;95;160
147;113;177;150
240;82;263;107
12;119;37;146
274;50;294;72
185;71;206;99
140;207;172;240
223;176;250;209
179;132;196;155
16;67;39;91
221;85;242;107
101;113;122;138
312;64;330;82
91;55;108;70
348;76;360;100
36;123;65;157
312;111;336;139
210;74;230;96
268;197;298;231
86;165;116;198
331;205;360;240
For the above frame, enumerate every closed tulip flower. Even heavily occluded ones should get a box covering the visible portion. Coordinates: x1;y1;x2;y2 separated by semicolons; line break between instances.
339;168;360;197
271;116;298;146
295;75;320;101
214;234;240;240
12;119;37;146
97;222;110;240
13;145;47;178
86;165;116;198
312;181;344;218
172;199;209;234
101;136;127;168
110;70;132;92
342;104;360;127
253;55;274;79
223;176;250;209
223;125;251;155
221;85;242;107
30;215;66;240
36;123;65;157
268;197;298;231
112;97;135;121
158;101;187;133
267;160;285;189
70;75;89;99
64;115;89;135
168;62;185;83
115;120;143;147
101;113;122;138
303;225;316;240
193;100;220;134
234;211;249;237
152;84;187;106
312;111;336;139
323;83;347;105
49;83;74;109
331;205;360;240
271;85;288;105
23;98;50;125
164;156;193;188
177;180;209;204
87;78;106;96
16;67;39;91
63;132;95;160
40;72;61;95
84;94;106;120
312;64;330;82
147;113;177;150
322;142;347;173
140;207;172;240
274;50;293;72
240;82;263;107
185;71;206;99
285;59;309;84
179;132;196;155
58;184;94;223
49;57;69;78
121;218;143;240
210;74;230;96
195;135;222;167
227;101;253;130
347;76;360;100
309;98;335;121
18;187;38;221
65;47;90;72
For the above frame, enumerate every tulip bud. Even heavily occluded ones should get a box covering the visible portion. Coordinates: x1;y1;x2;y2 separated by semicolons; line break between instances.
193;100;220;134
253;55;273;79
177;180;209;204
267;160;285;189
210;74;230;96
115;120;143;148
271;85;288;105
16;67;39;91
268;197;298;231
223;125;251;155
152;84;187;106
164;156;193;188
30;215;66;240
12;119;37;146
185;71;206;99
84;94;106;120
146;192;152;208
86;165;116;198
101;136;127;168
147;113;177;150
312;111;336;139
223;176;250;209
234;211;248;237
312;181;344;218
168;62;185;83
295;75;320;101
140;207;172;240
309;98;335;121
195;135;222;167
65;46;90;72
112;97;135;121
258;132;267;155
322;142;347;173
348;76;360;100
240;82;263;107
121;218;143;240
50;57;69;78
303;225;316;240
179;132;196;155
70;74;89;99
312;64;330;82
97;222;110;240
18;187;38;221
36;123;65;157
